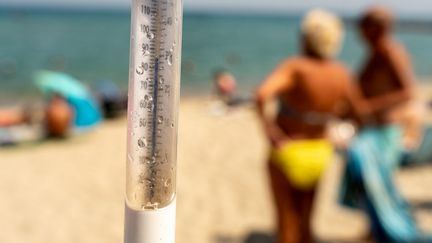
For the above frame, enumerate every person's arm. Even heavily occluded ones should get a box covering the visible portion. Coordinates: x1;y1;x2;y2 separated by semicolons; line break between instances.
338;67;372;125
345;81;372;121
366;43;414;113
0;110;26;127
255;59;296;146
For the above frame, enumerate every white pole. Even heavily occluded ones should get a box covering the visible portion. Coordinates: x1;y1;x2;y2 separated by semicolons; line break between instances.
124;199;176;242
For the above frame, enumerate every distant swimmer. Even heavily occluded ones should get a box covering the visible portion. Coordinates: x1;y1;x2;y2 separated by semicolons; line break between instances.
213;69;250;107
213;69;237;103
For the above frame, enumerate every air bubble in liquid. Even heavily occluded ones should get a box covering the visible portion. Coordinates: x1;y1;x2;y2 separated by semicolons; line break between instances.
146;156;157;165
164;178;172;188
147;102;154;112
145;178;153;185
138;137;147;148
157;116;164;124
138;173;150;184
167;55;173;66
144;94;153;101
166;50;173;66
148;32;155;40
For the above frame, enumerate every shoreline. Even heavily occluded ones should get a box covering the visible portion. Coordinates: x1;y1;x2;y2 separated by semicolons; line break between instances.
0;75;431;102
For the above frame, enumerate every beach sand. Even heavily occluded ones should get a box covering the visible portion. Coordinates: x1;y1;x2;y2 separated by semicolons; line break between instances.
1;97;432;243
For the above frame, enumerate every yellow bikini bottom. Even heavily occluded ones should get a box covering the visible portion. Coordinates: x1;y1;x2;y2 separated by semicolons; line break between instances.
271;139;333;190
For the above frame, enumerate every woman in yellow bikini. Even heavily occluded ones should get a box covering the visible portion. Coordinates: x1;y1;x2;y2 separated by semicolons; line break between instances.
256;10;364;243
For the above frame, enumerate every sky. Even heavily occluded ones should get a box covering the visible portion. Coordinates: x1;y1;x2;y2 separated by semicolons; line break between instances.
1;0;432;17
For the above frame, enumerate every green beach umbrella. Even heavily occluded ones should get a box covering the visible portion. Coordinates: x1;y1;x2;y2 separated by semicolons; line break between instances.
33;70;89;99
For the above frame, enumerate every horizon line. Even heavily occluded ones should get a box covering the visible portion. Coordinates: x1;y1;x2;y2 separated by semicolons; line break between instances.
1;4;432;22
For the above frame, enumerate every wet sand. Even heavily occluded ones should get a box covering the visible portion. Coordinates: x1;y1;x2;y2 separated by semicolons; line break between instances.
1;97;432;243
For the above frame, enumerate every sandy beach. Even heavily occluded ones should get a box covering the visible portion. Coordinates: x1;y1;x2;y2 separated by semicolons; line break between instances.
1;97;432;243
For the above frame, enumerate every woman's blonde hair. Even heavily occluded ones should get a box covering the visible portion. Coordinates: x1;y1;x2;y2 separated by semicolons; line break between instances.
301;9;344;59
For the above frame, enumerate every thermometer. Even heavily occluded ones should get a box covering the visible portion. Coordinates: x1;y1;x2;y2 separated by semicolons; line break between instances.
124;0;182;242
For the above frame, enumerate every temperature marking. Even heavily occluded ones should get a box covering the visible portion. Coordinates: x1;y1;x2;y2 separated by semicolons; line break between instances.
127;0;180;210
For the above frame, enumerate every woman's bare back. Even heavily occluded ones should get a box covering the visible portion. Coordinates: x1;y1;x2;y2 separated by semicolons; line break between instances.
276;57;352;138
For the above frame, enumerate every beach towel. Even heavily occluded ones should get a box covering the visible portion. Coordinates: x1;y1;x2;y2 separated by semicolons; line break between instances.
0;124;44;146
339;126;432;242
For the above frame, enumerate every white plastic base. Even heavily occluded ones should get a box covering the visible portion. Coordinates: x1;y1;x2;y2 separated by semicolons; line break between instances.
124;199;176;243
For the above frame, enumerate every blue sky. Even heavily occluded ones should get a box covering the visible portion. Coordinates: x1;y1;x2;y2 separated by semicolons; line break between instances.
2;0;432;17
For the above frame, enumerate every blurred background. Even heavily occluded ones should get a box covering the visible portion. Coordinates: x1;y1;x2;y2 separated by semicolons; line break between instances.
2;0;432;100
1;0;432;243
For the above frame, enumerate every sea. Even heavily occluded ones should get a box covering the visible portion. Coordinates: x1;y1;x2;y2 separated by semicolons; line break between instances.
1;8;432;103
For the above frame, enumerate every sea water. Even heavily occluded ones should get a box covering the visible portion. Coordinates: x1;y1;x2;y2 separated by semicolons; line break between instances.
1;9;432;103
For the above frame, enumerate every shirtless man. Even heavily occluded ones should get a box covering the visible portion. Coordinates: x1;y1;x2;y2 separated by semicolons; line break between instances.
256;10;364;243
357;6;417;137
336;8;420;241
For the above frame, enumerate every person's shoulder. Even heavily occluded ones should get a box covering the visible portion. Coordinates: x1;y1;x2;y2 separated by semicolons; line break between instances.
383;39;410;60
282;56;323;70
388;39;406;51
272;56;305;74
280;56;304;66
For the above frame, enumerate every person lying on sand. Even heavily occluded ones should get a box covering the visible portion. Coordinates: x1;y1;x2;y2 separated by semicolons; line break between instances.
0;70;105;146
0;94;73;145
255;9;365;243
